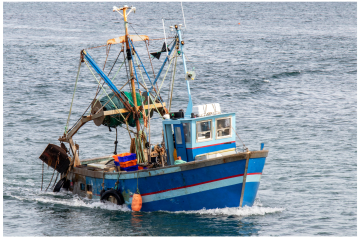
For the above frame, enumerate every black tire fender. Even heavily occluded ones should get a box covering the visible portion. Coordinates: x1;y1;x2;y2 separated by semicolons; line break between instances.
100;189;124;205
53;177;66;192
100;189;105;197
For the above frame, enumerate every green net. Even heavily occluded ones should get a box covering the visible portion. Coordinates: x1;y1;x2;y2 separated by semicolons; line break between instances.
99;91;153;128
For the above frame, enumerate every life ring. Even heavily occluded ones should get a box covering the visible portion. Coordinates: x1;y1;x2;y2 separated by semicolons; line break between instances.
53;177;67;192
100;189;124;205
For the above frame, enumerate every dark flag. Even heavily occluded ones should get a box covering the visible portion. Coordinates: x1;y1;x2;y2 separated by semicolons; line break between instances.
150;42;170;60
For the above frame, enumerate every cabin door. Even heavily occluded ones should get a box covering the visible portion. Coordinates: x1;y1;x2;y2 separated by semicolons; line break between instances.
173;124;188;162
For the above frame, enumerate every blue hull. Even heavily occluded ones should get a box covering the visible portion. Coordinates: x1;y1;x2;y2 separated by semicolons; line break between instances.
74;152;267;212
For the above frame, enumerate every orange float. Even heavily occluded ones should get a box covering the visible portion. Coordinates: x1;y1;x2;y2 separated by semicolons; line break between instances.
131;192;142;211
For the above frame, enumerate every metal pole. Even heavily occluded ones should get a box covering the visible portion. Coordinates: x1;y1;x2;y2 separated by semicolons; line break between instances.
176;25;193;118
123;6;141;134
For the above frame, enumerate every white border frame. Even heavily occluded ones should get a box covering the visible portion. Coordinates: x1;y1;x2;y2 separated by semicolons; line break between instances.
215;117;232;140
196;119;213;143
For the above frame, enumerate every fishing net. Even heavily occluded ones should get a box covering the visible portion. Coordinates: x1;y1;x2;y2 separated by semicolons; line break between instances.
99;91;150;128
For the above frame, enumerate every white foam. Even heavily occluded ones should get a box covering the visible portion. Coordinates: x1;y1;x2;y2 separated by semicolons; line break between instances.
173;201;284;217
8;190;131;212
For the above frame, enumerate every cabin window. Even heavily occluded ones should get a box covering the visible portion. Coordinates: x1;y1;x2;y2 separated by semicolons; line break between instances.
182;123;191;143
216;117;232;139
175;127;183;144
196;120;212;142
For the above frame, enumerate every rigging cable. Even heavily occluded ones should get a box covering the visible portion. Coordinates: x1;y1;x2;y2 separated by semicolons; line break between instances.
84;60;135;137
67;45;125;133
231;126;248;152
64;58;82;135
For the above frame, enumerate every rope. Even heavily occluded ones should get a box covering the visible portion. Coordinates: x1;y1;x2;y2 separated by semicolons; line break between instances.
51;172;60;189
89;60;126;116
136;171;140;194
85;44;108;50
94;45;122;108
65;59;82;134
45;154;59;191
114;170;121;190
41;162;44;191
231;126;248;152
147;51;175;114
84;60;135;138
134;130;147;164
45;168;56;192
85;60;128;122
103;44;111;71
101;172;105;190
67;47;126;133
145;40;157;80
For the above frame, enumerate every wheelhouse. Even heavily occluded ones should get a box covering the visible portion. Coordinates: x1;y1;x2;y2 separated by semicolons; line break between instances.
162;112;237;165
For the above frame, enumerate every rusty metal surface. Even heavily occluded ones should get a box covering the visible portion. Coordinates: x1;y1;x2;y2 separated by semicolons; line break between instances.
39;144;71;174
91;99;105;126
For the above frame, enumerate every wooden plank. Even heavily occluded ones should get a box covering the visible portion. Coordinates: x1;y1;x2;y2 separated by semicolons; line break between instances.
239;152;250;207
130;138;136;153
102;103;166;116
249;150;269;158
80;155;113;165
68;138;81;167
66;116;92;139
65;103;166;140
72;152;249;179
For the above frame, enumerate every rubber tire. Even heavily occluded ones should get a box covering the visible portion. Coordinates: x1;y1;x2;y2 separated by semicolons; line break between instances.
100;189;124;205
62;179;70;190
100;189;105;197
53;177;66;192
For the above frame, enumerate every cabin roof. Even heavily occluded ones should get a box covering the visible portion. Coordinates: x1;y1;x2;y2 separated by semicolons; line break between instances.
162;112;235;124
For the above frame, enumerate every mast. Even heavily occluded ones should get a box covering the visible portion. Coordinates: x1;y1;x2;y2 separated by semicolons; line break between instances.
176;24;193;118
114;5;141;134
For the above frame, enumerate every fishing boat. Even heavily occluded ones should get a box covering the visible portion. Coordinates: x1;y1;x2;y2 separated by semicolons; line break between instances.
39;5;268;212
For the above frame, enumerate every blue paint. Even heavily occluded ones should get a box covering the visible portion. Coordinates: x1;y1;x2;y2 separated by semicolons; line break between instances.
176;27;193;118
173;124;188;162
86;156;266;211
163;123;175;165
82;51;126;102
261;143;264;150
162;113;236;161
127;39;142;98
128;39;153;85
187;141;236;161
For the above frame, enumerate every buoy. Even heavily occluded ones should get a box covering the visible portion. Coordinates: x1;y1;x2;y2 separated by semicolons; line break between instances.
131;192;142;211
238;23;241;25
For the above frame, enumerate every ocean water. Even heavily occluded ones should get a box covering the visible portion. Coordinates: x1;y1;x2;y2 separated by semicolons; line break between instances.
3;2;356;236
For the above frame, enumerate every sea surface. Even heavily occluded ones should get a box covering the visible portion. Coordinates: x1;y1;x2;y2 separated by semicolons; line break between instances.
3;2;357;236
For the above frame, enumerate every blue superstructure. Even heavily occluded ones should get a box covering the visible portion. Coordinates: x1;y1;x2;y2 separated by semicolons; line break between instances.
163;113;237;164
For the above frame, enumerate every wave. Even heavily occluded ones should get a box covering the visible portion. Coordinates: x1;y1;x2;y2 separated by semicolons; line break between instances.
272;71;301;79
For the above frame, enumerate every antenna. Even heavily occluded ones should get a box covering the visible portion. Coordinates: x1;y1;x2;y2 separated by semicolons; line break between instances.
181;2;187;29
162;18;169;59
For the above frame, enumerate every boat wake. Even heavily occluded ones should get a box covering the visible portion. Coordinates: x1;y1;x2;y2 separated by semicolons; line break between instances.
4;181;131;212
172;200;284;217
